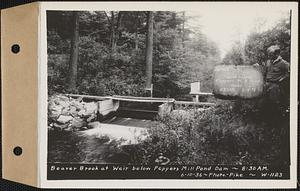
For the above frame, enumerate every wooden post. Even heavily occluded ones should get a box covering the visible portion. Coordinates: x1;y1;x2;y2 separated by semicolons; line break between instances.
192;95;199;102
145;83;153;97
190;82;201;102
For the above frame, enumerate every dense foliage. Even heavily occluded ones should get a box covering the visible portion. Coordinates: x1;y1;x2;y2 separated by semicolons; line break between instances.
47;11;220;97
123;99;289;165
222;16;291;66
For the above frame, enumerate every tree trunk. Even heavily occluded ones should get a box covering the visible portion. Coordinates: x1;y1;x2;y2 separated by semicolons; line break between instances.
115;11;123;51
111;11;116;53
134;12;139;51
68;11;79;91
145;11;154;90
182;11;185;48
135;29;139;51
171;12;177;29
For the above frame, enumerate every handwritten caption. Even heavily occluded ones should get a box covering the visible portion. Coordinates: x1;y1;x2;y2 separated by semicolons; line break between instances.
48;164;288;179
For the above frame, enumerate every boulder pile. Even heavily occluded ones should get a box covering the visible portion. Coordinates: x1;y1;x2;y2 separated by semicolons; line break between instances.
48;95;98;131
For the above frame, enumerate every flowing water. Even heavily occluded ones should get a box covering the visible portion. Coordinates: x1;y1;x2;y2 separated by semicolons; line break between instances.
48;114;158;163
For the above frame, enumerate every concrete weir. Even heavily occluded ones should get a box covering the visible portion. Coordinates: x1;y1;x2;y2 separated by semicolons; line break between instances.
66;94;175;119
65;94;214;145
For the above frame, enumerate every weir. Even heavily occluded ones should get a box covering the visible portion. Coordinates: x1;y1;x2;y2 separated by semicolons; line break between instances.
49;94;216;148
66;94;214;123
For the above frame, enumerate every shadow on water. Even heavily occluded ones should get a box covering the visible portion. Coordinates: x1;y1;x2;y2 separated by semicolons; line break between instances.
48;130;133;164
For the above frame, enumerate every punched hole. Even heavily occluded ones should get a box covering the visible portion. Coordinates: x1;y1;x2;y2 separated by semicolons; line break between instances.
13;146;22;156
11;44;20;54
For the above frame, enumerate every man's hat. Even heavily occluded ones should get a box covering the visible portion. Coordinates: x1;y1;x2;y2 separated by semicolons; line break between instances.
267;45;280;54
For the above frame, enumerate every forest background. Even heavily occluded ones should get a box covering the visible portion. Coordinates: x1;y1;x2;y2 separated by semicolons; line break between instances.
47;11;290;98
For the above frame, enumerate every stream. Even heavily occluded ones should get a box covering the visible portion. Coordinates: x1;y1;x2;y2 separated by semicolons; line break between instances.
48;116;158;164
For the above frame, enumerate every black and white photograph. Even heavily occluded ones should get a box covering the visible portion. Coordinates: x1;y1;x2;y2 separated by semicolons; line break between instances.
45;2;296;183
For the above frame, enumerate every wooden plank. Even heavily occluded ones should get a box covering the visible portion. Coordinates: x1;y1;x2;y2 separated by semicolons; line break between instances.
65;93;110;100
65;94;175;103
119;107;158;113
113;95;175;101
174;101;215;107
112;95;175;103
190;92;214;96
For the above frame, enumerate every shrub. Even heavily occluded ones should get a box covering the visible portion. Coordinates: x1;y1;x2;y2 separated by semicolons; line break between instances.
125;100;276;165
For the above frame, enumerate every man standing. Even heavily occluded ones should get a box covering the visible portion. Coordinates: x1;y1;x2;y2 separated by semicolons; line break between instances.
262;45;290;165
255;45;290;115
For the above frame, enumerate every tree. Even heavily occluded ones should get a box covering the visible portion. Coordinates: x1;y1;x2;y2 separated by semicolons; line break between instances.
104;11;124;54
181;11;185;47
145;11;154;90
47;10;221;97
110;11;116;52
244;16;291;65
222;41;246;65
134;12;140;51
68;11;80;91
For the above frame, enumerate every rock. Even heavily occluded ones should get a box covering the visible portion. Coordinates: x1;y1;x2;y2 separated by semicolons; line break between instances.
48;95;101;132
80;126;88;131
53;95;69;104
83;102;98;116
57;115;73;124
53;96;70;108
87;113;97;122
76;97;83;102
48;113;59;121
70;118;87;128
53;123;69;130
87;121;101;129
48;105;63;118
61;107;71;116
69;106;78;116
64;126;73;131
78;109;86;116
